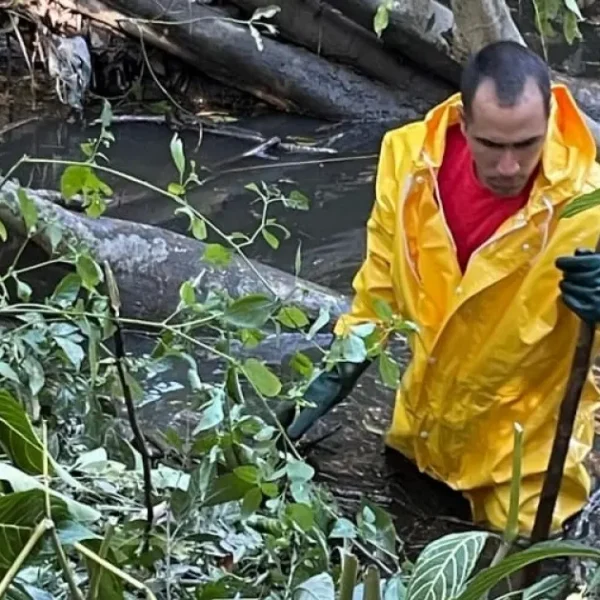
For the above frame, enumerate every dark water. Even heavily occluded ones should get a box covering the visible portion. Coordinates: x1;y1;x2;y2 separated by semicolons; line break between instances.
0;114;389;293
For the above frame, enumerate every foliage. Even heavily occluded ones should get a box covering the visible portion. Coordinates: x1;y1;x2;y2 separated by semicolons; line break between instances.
0;99;599;599
532;0;585;49
373;0;395;38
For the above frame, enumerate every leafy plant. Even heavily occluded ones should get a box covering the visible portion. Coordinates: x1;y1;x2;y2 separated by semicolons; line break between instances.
0;98;598;600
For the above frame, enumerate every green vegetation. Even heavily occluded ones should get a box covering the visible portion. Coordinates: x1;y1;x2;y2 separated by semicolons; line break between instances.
0;102;600;599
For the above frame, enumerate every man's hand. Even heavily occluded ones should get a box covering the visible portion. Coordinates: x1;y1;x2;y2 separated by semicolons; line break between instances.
556;248;600;323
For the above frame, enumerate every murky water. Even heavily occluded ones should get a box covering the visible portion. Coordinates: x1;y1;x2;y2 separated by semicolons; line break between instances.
0;113;388;293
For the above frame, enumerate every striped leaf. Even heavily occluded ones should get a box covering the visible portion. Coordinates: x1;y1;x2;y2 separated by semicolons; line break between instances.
0;389;50;475
453;541;600;600
0;489;68;575
561;188;600;219
405;532;489;600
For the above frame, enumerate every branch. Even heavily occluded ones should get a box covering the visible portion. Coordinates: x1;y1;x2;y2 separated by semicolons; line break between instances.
103;262;154;552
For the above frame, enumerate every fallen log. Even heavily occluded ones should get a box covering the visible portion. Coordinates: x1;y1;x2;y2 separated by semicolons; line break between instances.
226;0;435;90
0;179;351;324
328;0;600;141
19;0;452;122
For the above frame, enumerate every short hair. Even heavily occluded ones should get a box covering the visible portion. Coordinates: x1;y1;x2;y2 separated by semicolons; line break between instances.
460;41;551;119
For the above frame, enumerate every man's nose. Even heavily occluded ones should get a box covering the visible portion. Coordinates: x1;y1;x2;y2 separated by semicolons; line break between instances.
496;149;520;177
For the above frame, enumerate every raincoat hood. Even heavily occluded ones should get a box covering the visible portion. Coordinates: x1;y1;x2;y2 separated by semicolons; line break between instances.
413;84;597;207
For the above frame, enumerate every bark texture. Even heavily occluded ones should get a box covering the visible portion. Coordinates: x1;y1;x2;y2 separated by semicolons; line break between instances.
0;180;351;324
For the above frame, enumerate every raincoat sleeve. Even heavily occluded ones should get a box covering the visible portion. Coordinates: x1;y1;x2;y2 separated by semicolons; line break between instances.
334;131;404;337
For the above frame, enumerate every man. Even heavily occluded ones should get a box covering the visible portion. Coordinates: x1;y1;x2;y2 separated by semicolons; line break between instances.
281;40;600;536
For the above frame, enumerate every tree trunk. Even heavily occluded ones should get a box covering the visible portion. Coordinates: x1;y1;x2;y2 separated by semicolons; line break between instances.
226;0;432;90
0;180;351;325
21;0;452;122
329;0;600;144
325;0;460;85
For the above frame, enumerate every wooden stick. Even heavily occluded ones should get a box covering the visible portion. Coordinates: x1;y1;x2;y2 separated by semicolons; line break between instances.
525;236;600;584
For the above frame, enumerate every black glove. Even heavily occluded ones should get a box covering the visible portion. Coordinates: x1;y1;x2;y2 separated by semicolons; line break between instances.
556;248;600;323
275;359;371;441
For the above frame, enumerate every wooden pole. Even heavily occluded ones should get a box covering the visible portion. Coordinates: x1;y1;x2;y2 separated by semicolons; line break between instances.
525;237;600;585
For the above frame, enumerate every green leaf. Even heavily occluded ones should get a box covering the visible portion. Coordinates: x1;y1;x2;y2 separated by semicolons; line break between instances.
286;458;315;484
522;574;568;599
15;279;32;302
51;273;81;307
192;390;224;434
294;573;335;600
169;132;185;178
453;541;600;600
0;489;68;574
284;190;310;210
170;132;186;179
76;254;102;291
0;389;49;474
379;352;400;388
0;362;19;384
307;306;330;339
329;517;357;539
384;575;407;600
405;531;490;600
262;228;279;249
564;0;583;19
17;189;38;232
373;3;390;38
0;219;7;242
331;334;367;363
289;351;314;378
261;482;279;498
224;294;276;329
286;503;314;532
358;500;398;556
54;337;85;370
46;222;63;253
563;8;582;44
191;216;207;240
60;165;88;199
0;463;100;522
242;486;262;517
561;188;600;219
205;472;255;506
179;281;196;306
202;243;233;268
234;465;260;485
168;182;186;196
56;520;102;546
277;305;309;329
242;358;282;397
23;357;44;397
374;298;394;321
85;193;106;218
100;98;113;128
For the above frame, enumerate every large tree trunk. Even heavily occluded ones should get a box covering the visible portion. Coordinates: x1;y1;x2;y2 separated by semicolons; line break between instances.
0;180;351;325
226;0;422;89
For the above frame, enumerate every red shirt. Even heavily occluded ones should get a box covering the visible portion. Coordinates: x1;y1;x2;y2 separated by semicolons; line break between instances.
437;124;534;273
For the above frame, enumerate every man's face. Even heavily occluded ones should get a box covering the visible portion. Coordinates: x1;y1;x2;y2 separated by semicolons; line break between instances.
461;77;548;197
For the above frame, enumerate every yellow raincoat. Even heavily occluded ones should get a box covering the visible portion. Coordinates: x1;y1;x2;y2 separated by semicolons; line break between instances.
335;84;600;535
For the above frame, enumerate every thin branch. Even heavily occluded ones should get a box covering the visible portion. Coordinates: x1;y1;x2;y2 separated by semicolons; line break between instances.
42;422;85;600
103;262;154;552
74;542;158;600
